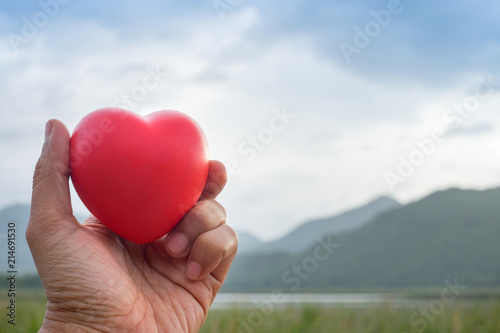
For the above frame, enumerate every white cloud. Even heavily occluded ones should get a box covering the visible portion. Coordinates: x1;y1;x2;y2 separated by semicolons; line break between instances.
2;7;500;241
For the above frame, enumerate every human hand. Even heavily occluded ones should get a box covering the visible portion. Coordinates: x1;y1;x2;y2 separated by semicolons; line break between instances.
27;119;237;332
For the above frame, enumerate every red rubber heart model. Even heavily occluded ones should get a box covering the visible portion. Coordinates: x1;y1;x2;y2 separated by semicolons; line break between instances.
70;107;209;244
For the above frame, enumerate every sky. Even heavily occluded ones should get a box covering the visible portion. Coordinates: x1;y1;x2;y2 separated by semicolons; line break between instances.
1;0;500;241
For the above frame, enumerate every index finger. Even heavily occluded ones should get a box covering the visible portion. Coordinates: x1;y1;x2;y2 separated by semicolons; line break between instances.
198;160;227;201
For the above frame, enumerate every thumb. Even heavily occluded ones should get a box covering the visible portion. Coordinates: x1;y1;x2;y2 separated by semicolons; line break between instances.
28;120;79;240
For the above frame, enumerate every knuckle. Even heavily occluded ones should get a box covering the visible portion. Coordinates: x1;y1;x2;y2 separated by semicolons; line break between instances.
201;225;238;257
25;223;36;245
188;204;210;227
192;200;226;227
213;200;227;219
203;181;222;197
32;153;69;190
222;225;238;255
25;217;46;249
206;199;226;219
193;199;211;212
32;157;50;187
203;164;228;198
226;225;238;243
213;162;228;182
193;232;214;255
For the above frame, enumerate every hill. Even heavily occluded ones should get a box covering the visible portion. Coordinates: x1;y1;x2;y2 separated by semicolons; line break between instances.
0;204;88;274
250;196;400;254
224;187;500;291
0;204;34;273
237;231;264;254
6;187;500;291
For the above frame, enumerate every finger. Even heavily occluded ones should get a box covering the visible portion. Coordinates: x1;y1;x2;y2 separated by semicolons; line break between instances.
210;251;237;285
165;200;226;258
198;160;227;201
185;224;238;281
27;120;79;244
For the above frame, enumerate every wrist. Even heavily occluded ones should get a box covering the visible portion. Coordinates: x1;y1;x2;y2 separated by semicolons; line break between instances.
40;312;106;333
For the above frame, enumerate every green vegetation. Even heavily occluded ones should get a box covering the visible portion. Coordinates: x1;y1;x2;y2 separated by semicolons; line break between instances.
2;288;500;332
225;188;500;291
5;188;500;292
4;187;500;331
0;288;46;333
201;302;500;333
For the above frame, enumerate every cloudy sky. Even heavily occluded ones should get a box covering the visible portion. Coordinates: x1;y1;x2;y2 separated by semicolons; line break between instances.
1;0;500;241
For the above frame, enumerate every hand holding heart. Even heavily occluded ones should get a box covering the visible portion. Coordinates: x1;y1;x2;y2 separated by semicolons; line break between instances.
70;108;211;244
27;119;238;332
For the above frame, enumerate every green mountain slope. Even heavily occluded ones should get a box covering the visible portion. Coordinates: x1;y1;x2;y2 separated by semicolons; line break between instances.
255;196;400;254
224;187;500;291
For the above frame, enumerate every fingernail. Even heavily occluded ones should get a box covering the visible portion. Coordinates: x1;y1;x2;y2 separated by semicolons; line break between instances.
186;261;202;280
167;233;189;255
45;121;53;141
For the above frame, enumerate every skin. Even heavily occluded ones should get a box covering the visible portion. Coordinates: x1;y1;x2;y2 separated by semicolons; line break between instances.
26;119;238;333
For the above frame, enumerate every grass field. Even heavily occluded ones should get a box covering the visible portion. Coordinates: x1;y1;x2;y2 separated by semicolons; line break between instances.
2;289;500;332
202;302;500;333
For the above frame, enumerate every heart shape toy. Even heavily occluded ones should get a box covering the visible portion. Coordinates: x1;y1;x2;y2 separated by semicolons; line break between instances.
70;108;209;244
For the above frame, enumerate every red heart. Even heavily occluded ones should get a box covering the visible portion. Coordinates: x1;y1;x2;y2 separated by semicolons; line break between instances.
70;108;209;244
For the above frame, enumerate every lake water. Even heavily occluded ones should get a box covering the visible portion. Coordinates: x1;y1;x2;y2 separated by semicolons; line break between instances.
211;293;427;309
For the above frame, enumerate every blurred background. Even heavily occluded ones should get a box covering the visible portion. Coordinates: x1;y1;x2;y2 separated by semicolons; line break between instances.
2;0;500;332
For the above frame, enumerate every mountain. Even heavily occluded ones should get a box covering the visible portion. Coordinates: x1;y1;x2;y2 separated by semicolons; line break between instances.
4;195;399;273
237;231;264;254
224;187;500;291
238;196;400;254
0;204;88;274
0;204;35;274
7;187;500;291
